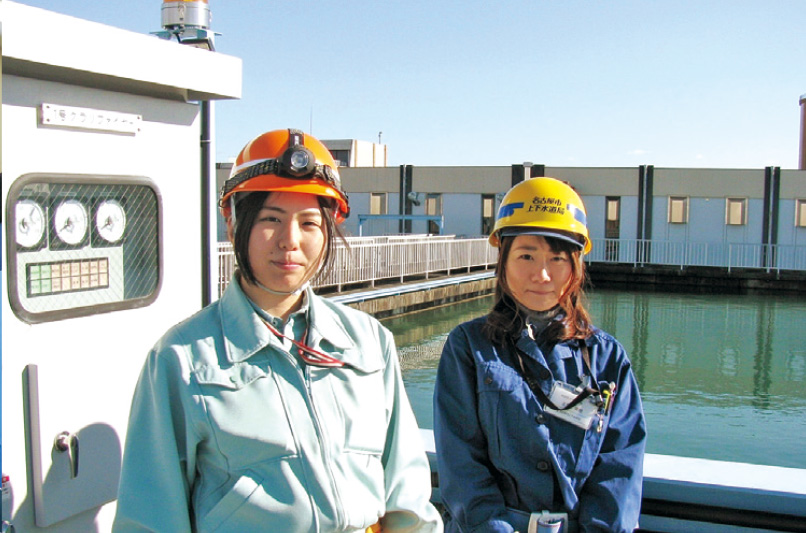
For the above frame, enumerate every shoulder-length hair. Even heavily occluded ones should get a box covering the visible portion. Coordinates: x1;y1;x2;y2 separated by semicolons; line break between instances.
483;235;594;347
230;191;347;286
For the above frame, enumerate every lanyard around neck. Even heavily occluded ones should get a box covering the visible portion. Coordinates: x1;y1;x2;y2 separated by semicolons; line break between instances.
262;319;345;368
516;342;602;411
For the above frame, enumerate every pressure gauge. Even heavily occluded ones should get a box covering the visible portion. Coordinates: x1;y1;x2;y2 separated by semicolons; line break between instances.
53;199;89;246
16;199;47;248
96;199;127;243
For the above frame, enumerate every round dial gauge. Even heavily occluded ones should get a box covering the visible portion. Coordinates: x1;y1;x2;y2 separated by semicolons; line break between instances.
96;199;127;243
16;199;46;248
54;199;89;246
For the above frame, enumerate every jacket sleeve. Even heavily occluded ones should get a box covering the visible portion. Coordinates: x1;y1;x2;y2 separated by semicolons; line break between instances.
113;343;202;533
434;326;515;533
379;326;444;533
577;347;647;533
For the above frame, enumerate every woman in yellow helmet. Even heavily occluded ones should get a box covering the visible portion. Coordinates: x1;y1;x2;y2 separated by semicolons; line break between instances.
434;178;646;533
115;129;442;532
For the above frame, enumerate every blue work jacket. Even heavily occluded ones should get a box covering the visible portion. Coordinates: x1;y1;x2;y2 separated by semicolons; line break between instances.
114;276;441;532
434;316;646;533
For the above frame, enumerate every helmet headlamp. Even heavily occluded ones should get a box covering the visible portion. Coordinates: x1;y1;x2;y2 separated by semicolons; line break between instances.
283;145;316;177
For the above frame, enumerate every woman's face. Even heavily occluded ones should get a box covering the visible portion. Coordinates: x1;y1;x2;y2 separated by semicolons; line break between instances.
504;235;573;312
245;191;326;294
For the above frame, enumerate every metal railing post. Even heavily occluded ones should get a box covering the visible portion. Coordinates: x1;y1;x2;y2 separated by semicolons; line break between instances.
400;243;405;283
371;244;377;288
728;244;733;274
426;239;431;280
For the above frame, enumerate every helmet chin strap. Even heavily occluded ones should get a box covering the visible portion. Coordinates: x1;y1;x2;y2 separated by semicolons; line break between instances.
255;279;310;296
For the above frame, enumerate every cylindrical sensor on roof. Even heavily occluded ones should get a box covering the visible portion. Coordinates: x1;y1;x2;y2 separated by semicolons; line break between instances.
161;0;211;30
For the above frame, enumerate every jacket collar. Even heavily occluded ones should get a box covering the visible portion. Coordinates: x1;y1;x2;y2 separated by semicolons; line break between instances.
219;275;363;368
306;292;382;373
515;326;579;363
219;275;273;363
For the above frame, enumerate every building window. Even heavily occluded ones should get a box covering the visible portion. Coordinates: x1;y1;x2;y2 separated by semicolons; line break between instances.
797;199;806;228
725;197;747;226
329;149;349;167
482;194;495;235
606;197;620;223
426;194;442;234
370;192;387;215
605;197;620;261
425;194;441;215
668;196;689;224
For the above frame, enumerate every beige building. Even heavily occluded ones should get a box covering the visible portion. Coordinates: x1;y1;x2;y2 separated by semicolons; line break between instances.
322;138;388;168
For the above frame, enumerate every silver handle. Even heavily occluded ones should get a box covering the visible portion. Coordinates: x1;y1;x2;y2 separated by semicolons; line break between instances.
53;432;79;479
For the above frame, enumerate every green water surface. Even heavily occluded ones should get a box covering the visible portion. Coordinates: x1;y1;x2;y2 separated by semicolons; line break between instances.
384;290;806;469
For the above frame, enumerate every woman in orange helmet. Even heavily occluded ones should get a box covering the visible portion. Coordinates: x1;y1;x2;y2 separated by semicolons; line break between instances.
115;129;442;532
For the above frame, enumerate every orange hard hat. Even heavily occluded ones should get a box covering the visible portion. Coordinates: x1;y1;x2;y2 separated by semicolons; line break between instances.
219;128;350;222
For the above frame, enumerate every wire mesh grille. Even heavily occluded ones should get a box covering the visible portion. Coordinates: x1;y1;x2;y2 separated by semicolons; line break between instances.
9;176;160;322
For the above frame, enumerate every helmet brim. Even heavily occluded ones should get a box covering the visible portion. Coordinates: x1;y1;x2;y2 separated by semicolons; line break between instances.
220;176;349;222
494;226;588;253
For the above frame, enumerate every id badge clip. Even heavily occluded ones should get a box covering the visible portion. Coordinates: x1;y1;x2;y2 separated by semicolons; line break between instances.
543;381;600;430
528;511;568;533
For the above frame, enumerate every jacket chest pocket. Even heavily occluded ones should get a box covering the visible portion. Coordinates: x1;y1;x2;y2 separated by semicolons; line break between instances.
477;362;537;459
193;363;298;466
316;364;387;455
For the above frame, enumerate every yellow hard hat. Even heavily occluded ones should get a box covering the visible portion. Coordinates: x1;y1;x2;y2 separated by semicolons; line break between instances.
489;177;591;254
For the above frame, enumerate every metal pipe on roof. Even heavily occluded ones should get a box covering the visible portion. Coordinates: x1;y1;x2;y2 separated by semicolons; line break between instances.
800;94;806;170
156;1;218;305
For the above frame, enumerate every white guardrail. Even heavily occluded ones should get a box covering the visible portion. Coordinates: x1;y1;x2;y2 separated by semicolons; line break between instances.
217;235;498;296
217;236;806;297
587;238;806;273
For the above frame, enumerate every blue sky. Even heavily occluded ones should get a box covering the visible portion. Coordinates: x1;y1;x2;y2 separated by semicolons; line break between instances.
15;1;806;169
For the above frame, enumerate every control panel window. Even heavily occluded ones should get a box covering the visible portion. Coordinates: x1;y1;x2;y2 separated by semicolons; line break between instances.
6;174;162;323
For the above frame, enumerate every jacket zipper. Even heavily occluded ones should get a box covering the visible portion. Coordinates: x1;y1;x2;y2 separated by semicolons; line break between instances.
302;362;346;529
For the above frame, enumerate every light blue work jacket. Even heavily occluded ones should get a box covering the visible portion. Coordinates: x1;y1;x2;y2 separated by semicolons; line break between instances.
434;316;646;533
114;275;441;532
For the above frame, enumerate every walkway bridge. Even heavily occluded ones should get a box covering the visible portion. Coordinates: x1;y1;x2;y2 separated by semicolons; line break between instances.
218;234;806;298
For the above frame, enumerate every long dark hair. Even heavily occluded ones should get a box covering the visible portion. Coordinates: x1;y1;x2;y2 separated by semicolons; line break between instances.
483;235;594;347
231;191;347;286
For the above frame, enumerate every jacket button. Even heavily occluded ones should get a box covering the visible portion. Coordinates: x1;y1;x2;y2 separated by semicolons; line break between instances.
537;460;550;472
535;414;547;425
484;376;493;385
539;369;551;380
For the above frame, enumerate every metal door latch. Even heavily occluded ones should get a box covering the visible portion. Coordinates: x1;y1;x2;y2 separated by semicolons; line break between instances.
53;432;79;479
